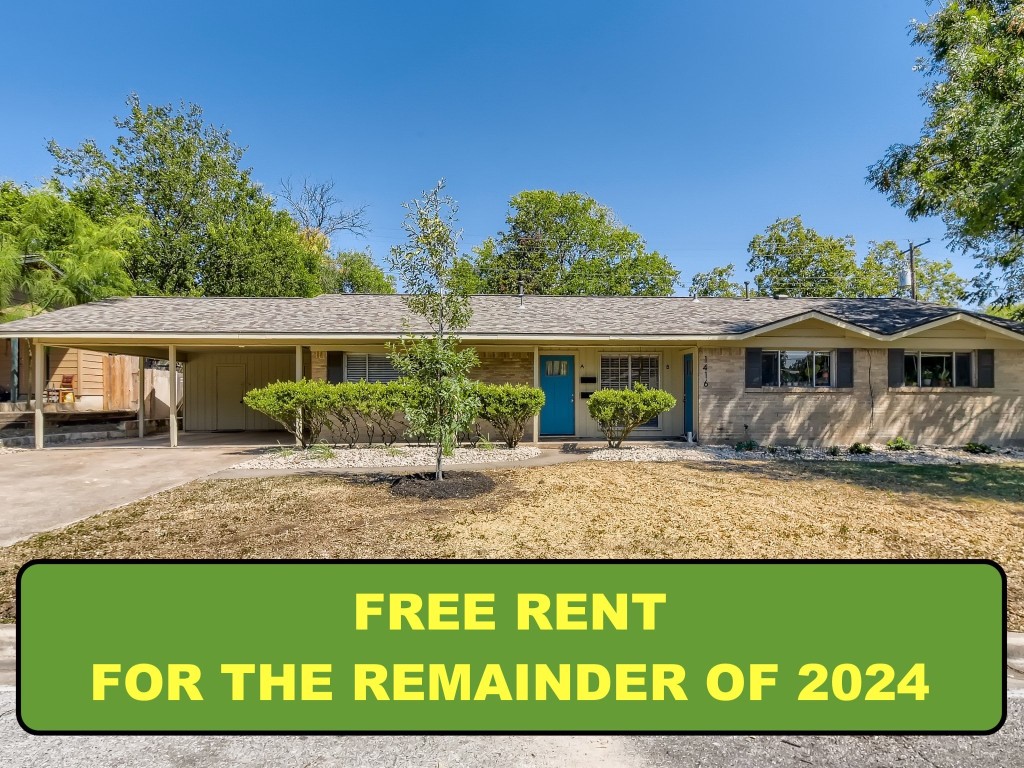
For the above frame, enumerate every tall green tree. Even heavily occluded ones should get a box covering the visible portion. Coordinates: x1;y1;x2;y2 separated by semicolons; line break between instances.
48;94;324;297
323;249;396;294
473;190;678;295
0;183;134;319
386;180;479;481
747;216;965;304
867;1;1024;306
855;240;966;305
747;216;861;297
689;264;743;297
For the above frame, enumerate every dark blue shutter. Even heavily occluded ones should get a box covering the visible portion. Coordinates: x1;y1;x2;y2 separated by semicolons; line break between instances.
836;349;854;388
888;349;904;387
327;352;345;384
745;348;762;388
977;349;995;388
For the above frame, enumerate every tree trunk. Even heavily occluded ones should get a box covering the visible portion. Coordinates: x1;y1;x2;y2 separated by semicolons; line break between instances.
435;441;443;481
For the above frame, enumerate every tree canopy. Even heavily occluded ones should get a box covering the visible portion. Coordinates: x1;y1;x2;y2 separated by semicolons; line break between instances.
49;94;326;297
868;1;1024;306
0;182;134;320
471;190;678;296
744;216;965;304
688;264;744;297
324;249;396;294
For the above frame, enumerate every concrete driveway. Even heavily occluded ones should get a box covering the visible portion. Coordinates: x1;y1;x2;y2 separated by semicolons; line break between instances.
0;433;281;545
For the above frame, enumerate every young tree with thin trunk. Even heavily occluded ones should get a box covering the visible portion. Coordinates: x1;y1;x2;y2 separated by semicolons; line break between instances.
386;180;479;481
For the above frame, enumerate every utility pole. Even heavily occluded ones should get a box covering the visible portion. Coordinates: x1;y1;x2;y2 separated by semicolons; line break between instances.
900;239;930;301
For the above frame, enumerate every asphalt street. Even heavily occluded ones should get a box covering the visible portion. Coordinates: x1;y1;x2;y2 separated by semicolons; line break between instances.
0;691;1020;767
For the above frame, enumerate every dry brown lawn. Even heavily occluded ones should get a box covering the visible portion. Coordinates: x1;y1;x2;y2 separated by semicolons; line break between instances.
2;460;1022;628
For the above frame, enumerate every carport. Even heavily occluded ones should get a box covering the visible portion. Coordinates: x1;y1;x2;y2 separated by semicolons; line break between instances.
16;341;303;449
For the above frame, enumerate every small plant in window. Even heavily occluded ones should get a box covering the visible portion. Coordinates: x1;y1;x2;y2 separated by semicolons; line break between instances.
963;442;994;454
938;369;951;386
921;369;934;387
826;445;842;457
886;436;914;451
849;442;873;455
735;439;759;452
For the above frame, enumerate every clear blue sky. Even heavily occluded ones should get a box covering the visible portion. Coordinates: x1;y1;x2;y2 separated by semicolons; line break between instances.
1;0;955;291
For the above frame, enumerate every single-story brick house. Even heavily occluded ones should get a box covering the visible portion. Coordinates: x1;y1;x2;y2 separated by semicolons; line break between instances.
1;293;1022;448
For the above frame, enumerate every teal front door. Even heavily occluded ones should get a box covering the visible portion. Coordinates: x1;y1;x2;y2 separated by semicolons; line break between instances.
683;353;695;438
539;355;575;435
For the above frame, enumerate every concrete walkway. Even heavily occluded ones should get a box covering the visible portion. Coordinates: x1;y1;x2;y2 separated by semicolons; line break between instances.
0;439;269;545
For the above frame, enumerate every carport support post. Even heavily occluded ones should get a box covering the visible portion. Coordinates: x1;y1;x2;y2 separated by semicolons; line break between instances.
33;342;44;449
168;345;178;448
294;345;303;447
137;356;146;438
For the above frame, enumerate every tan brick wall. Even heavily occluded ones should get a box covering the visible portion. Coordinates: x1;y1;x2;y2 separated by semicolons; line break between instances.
475;351;534;385
699;347;1024;446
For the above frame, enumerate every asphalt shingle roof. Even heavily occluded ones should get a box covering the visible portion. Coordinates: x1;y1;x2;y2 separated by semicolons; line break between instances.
0;294;1021;339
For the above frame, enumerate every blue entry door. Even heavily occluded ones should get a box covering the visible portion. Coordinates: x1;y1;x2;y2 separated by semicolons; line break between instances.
539;355;575;435
683;353;695;438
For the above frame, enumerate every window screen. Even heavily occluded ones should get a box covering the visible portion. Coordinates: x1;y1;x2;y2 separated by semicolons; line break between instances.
344;353;401;383
600;355;659;390
600;354;661;428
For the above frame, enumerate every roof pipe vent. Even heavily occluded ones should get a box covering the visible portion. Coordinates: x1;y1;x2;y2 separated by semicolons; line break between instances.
744;281;750;300
773;292;789;299
518;280;525;308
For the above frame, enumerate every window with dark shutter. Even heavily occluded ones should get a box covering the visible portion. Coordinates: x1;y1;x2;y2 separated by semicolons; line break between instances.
343;353;401;383
745;348;762;388
977;349;995;388
327;352;345;384
888;349;905;387
836;348;854;388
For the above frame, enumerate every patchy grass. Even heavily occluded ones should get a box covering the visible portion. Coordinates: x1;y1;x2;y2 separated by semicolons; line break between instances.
1;460;1022;628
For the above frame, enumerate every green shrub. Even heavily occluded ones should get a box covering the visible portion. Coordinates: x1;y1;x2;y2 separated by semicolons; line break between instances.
734;439;759;452
243;379;335;448
358;381;410;447
963;442;995;454
326;381;412;447
849;442;873;455
826;445;842;457
886;436;914;451
587;384;676;448
328;381;368;447
476;383;545;448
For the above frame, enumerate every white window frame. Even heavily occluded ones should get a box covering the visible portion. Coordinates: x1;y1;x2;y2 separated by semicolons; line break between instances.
903;351;974;388
762;350;835;388
600;353;663;429
343;353;401;383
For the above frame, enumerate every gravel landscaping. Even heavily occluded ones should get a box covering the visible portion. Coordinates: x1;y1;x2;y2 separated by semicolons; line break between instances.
589;442;1024;466
233;444;542;469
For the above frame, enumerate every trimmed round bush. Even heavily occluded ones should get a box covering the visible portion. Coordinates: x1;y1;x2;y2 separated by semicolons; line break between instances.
476;383;545;448
586;384;676;448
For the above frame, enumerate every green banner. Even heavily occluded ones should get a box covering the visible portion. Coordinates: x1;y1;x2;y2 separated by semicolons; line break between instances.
17;560;1005;734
